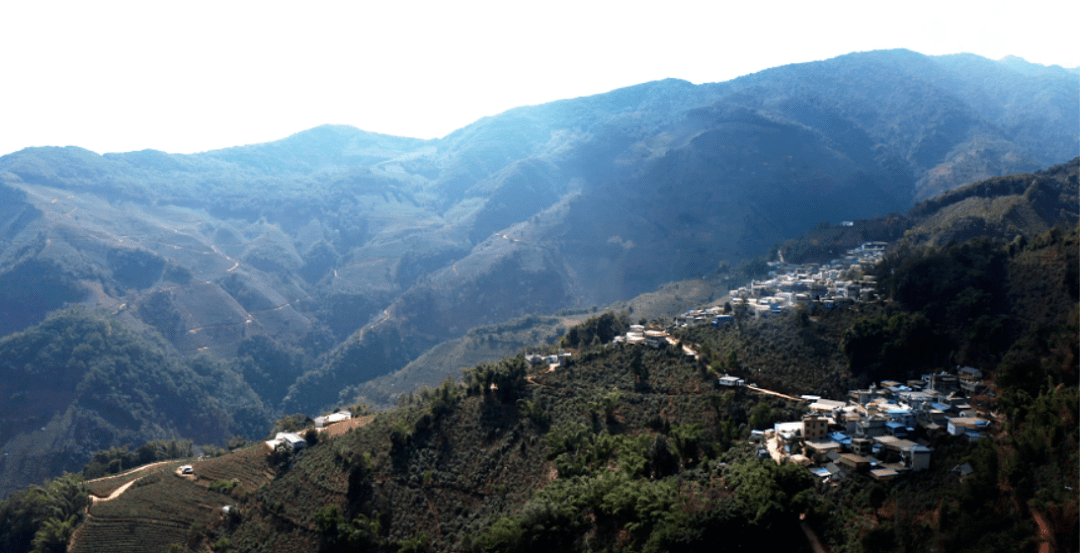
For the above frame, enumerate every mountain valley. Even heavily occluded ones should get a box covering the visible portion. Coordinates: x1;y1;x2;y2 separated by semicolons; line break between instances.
0;49;1076;552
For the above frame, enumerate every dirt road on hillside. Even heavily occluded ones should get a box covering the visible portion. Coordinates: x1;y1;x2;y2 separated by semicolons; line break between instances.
1029;504;1055;553
90;479;137;504
85;459;178;484
748;385;806;403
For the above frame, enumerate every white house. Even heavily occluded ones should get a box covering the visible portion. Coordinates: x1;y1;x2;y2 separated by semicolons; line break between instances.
718;374;745;387
947;417;990;438
315;411;353;428
266;432;307;451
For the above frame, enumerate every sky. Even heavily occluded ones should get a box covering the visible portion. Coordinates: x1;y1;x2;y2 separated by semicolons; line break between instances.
1;0;1077;157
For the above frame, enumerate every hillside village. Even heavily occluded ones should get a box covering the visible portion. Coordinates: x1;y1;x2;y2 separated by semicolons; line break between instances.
613;319;994;488
605;242;887;355
737;241;886;310
661;241;994;485
276;241;988;491
698;241;888;324
83;212;1062;553
748;366;991;484
0;47;1074;553
612;300;994;488
24;222;1072;553
639;242;889;335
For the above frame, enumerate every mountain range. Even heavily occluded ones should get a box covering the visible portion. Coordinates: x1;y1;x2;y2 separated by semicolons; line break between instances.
2;156;1074;553
0;49;1076;496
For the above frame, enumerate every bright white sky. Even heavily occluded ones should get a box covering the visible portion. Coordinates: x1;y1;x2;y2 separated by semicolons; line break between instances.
1;0;1076;157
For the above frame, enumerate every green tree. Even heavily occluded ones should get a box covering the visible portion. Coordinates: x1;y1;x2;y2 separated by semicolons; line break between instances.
668;424;701;468
748;401;773;430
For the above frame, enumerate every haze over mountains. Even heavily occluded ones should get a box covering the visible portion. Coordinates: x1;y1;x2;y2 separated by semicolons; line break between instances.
0;49;1076;494
10;159;1075;553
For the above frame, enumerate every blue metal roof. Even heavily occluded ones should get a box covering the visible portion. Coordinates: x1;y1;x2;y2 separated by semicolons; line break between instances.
828;432;851;444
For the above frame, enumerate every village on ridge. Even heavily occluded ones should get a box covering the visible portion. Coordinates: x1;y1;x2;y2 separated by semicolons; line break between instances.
625;241;993;484
290;242;992;487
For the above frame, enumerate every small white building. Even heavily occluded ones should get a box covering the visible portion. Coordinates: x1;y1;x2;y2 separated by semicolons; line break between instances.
774;421;804;441
718;374;745;387
947;417;990;438
266;432;307;451
315;411;353;428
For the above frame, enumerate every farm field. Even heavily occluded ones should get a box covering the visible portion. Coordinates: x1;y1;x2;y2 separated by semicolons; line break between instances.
85;460;188;499
75;473;228;553
189;446;275;494
71;448;274;553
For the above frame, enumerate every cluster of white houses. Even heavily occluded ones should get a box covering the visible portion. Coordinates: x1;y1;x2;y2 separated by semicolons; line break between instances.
265;432;307;452
313;411;354;428
676;242;890;326
264;410;356;451
612;324;674;347
752;367;991;484
526;351;573;369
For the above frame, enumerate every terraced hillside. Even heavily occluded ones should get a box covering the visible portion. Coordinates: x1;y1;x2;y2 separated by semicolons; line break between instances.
72;447;275;553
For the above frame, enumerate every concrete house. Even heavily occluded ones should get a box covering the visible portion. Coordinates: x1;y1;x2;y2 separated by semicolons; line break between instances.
958;366;984;393
870;468;898;482
929;372;959;392
718;374;745;387
266;432;307;451
774;421;804;441
804;439;843;464
908;445;932;471
712;315;734;327
886;409;915;426
802;415;829;441
837;453;874;473
856;416;887;438
851;437;873;457
948;417;990;438
315;410;353;428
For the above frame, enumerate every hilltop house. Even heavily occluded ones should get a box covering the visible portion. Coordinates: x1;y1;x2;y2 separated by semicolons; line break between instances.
314;411;352;428
266;432;307;451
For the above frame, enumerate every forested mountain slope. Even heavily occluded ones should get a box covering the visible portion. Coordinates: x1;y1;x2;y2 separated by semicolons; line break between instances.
0;308;267;498
0;50;1075;492
183;159;1080;552
0;158;1076;553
